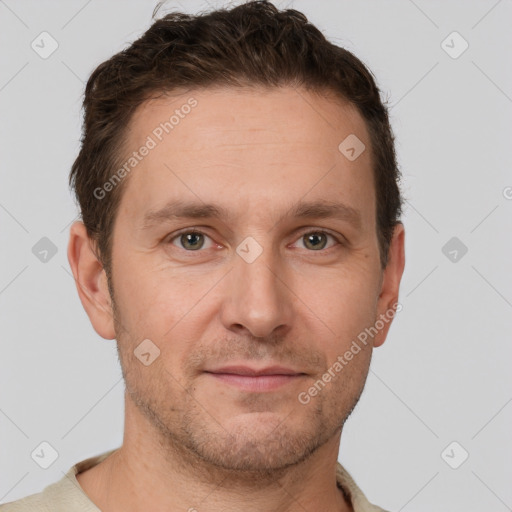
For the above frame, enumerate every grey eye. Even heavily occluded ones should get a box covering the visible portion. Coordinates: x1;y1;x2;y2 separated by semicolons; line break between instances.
170;231;213;251
303;232;328;250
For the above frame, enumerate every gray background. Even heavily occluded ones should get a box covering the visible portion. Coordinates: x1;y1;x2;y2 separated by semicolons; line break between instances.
1;0;511;510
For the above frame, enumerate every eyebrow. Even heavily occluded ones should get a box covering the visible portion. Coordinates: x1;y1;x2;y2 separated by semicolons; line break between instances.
140;198;362;230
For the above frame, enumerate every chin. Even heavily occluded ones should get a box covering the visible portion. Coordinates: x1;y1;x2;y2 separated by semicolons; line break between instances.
180;407;330;473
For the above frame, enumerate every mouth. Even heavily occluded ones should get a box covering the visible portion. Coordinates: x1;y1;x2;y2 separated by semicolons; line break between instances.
203;365;306;392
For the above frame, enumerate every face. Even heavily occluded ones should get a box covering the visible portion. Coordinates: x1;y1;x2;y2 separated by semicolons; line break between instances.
71;86;404;474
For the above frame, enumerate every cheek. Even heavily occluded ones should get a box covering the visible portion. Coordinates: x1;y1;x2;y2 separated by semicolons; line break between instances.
297;264;379;338
112;255;192;331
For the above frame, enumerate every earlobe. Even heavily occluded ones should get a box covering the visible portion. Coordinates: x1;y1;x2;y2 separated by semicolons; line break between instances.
67;221;116;340
373;223;406;348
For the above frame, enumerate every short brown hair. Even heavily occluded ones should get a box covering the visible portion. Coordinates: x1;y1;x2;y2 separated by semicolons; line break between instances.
69;0;403;279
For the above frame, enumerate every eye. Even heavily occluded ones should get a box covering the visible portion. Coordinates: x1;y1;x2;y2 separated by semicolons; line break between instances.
166;228;343;253
292;230;341;251
168;229;215;251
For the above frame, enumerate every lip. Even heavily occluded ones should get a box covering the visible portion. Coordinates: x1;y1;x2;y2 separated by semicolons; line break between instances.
205;365;303;376
204;365;306;392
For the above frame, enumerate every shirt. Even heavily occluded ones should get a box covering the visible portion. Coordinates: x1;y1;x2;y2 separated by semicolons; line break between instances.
0;448;389;511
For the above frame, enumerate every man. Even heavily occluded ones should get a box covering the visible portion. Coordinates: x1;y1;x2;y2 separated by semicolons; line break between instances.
1;1;405;511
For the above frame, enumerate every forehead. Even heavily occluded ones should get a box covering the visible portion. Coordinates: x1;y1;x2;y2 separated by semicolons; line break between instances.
128;86;368;153
117;86;375;227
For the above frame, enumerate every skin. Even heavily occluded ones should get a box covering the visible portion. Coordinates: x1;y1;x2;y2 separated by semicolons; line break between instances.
68;86;405;512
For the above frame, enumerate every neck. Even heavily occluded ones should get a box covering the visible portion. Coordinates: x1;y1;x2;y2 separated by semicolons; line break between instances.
76;397;353;512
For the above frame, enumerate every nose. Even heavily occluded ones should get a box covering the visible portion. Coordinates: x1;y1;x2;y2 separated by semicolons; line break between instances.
219;239;293;340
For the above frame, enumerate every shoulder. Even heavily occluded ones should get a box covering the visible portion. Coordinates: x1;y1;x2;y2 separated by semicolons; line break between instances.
336;461;391;512
0;448;119;512
0;470;95;512
0;488;51;511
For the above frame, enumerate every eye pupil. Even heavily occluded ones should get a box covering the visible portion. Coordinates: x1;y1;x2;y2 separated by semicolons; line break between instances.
181;232;204;250
304;232;327;250
173;231;334;253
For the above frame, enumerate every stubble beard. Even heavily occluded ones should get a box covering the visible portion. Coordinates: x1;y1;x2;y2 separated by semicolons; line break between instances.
108;277;369;485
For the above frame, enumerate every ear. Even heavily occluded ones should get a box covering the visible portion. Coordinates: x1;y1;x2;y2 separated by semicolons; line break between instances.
373;223;405;348
67;220;116;340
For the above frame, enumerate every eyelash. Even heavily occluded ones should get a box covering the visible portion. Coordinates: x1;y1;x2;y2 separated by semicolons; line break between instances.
165;227;344;254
